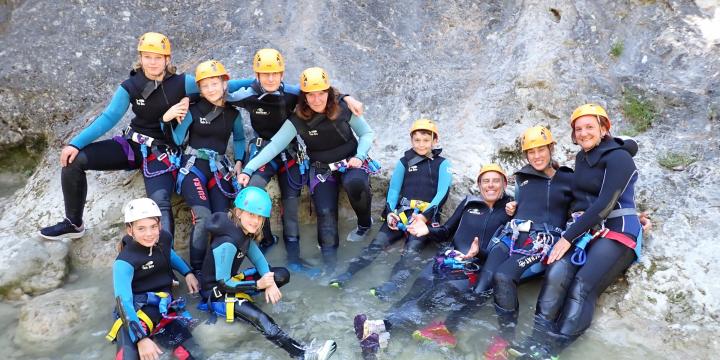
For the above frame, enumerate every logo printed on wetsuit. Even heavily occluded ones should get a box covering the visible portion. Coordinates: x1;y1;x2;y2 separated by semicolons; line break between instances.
193;178;207;201
141;261;155;270
517;254;542;268
199;117;211;124
519;180;529;187
135;99;146;106
308;130;319;136
467;208;485;215
236;250;245;259
254;108;269;116
408;165;418;172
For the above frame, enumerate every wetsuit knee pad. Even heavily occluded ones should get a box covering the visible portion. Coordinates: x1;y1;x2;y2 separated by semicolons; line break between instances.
271;267;290;287
69;150;90;170
493;271;518;310
148;188;172;208
567;275;591;303
191;206;212;226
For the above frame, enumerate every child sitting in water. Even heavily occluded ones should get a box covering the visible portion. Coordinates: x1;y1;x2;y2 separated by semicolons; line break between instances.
199;186;337;360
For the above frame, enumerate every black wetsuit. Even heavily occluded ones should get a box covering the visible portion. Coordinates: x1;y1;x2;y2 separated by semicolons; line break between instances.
337;148;451;296
63;71;190;235
291;102;372;271
383;194;512;333
112;230;200;359
228;82;305;259
199;214;309;358
528;137;641;355
489;164;574;340
171;97;244;271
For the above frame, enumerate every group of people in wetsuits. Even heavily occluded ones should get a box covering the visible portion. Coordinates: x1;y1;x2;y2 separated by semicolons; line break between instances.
38;32;650;360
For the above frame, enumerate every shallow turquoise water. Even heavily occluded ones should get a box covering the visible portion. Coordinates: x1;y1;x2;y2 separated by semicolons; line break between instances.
0;220;662;359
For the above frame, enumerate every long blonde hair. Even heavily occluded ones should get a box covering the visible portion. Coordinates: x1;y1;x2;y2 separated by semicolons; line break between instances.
229;209;265;243
132;54;177;75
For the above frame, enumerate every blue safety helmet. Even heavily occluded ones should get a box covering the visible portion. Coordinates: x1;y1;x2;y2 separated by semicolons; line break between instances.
234;186;272;218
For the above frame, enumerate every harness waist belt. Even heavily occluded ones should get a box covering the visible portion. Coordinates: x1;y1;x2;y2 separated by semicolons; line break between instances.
607;208;637;218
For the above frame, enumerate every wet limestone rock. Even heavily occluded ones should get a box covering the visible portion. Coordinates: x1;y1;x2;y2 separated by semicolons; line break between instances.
14;287;102;349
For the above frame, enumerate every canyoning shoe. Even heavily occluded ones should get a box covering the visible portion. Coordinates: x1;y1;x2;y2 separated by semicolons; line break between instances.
484;336;510;360
288;259;322;278
369;283;397;301
412;322;457;348
304;339;337;360
39;218;85;240
259;234;279;253
347;219;373;242
360;332;380;359
329;272;352;289
354;314;368;339
354;314;385;340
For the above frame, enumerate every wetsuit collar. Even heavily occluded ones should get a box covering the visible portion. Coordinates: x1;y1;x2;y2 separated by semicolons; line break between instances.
514;164;551;179
579;137;623;167
404;148;442;167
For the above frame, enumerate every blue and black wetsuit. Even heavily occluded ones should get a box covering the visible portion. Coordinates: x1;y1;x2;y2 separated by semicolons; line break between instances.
199;213;311;358
334;148;452;297
527;137;641;355
112;230;198;359
170;97;245;272
381;194;512;333
242;99;375;271
55;70;250;236
226;82;307;262
486;164;574;340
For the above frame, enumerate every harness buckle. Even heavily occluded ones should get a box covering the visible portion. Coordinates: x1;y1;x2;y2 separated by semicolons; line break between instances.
157;152;167;161
316;173;326;183
179;167;190;175
256;138;263;147
212;286;222;299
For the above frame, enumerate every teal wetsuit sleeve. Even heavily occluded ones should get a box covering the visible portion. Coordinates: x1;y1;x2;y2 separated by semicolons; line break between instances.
421;159;452;219
233;112;246;161
242;120;297;175
226;87;257;103
170;250;192;276
228;77;254;92
212;242;239;285
171;113;192;146
69;86;131;149
386;160;406;211
185;75;198;95
349;115;374;160
284;83;300;95
247;241;270;276
112;260;146;343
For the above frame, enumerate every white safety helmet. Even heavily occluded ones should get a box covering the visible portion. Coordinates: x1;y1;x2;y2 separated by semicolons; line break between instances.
123;198;162;224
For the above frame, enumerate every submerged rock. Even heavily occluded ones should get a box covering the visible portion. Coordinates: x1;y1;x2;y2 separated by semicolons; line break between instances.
14;287;102;349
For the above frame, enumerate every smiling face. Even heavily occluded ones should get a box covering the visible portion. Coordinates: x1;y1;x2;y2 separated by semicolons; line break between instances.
411;131;437;157
573;115;608;151
139;52;168;79
478;171;506;205
234;208;264;235
198;76;227;104
126;217;161;248
305;90;329;113
257;71;283;92
525;145;552;171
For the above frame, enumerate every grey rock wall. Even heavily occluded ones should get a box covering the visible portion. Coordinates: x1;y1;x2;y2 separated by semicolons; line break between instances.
0;0;718;356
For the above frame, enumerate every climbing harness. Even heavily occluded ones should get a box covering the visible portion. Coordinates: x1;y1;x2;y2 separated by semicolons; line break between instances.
568;210;642;265
204;268;259;324
112;126;180;177
106;292;192;342
312;156;382;183
175;146;241;198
